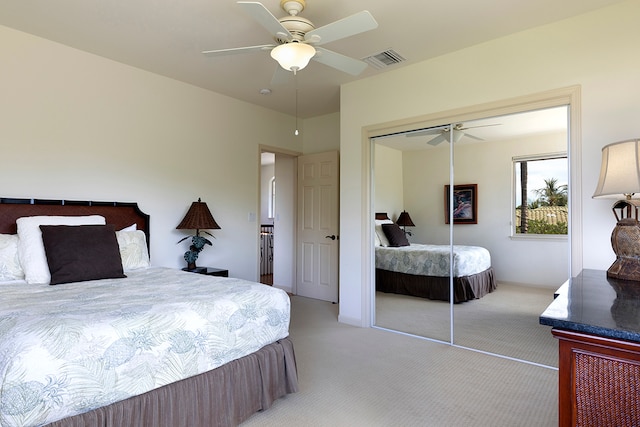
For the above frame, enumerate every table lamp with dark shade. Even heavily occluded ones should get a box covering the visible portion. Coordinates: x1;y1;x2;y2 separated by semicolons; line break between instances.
176;198;221;270
396;210;416;236
593;138;640;281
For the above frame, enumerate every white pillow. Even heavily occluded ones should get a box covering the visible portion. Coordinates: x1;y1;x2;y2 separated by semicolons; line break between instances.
374;219;394;247
116;230;150;271
374;231;381;247
0;234;24;281
120;223;137;232
17;215;106;284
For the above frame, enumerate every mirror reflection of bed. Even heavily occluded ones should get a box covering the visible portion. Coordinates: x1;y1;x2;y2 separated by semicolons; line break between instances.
373;106;569;368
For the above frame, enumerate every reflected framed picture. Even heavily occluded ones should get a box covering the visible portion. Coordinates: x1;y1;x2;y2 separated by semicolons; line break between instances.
444;184;477;224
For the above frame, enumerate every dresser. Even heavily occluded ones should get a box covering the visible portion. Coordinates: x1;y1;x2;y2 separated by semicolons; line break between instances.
540;269;640;426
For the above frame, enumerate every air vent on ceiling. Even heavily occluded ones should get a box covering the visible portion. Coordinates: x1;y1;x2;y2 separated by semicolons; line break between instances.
362;49;406;69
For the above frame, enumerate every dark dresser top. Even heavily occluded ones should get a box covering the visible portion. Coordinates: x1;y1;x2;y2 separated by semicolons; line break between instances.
540;269;640;343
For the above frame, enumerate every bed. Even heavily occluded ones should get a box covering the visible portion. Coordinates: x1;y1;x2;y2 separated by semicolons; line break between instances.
0;198;298;427
374;213;496;303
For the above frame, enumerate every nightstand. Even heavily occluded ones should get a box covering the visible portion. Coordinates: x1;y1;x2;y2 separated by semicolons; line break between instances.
182;267;229;277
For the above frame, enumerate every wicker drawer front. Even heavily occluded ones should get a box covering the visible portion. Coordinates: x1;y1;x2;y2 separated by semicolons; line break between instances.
574;351;640;426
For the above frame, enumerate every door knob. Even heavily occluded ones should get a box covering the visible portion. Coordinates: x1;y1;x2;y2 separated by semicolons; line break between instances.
325;235;337;240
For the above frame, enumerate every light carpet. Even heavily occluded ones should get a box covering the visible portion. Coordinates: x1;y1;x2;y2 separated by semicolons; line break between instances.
242;295;558;427
375;282;559;368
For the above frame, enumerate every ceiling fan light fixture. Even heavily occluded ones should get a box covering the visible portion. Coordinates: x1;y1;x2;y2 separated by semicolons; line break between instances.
270;42;316;73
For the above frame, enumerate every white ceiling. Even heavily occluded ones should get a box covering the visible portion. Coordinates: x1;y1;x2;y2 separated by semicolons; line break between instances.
0;0;626;118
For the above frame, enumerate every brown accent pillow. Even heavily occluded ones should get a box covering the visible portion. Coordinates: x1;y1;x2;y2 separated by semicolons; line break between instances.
381;223;410;247
40;224;126;285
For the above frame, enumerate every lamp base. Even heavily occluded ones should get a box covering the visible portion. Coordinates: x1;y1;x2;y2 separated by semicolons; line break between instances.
608;218;640;282
607;258;640;282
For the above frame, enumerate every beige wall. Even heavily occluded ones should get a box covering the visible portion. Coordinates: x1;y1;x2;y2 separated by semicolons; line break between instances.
302;112;340;154
339;0;640;325
0;25;303;282
374;144;404;220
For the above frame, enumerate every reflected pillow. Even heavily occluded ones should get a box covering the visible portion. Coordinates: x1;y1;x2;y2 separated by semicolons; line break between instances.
374;219;393;246
382;223;410;247
40;224;126;285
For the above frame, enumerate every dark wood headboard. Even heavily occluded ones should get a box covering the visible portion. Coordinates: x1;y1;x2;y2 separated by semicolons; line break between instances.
0;198;150;248
375;212;391;220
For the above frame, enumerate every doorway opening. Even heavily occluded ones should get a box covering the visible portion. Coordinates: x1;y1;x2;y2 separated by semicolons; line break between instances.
260;152;275;285
259;147;299;294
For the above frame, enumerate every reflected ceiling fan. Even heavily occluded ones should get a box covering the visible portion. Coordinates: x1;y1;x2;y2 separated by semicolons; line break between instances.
202;0;378;77
408;123;502;146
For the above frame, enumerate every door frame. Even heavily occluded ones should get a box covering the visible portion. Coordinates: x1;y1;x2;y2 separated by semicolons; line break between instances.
258;145;302;293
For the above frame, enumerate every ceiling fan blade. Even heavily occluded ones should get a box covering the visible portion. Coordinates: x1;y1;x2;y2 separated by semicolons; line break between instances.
305;10;378;45
312;47;368;76
464;133;485;141
238;1;292;40
460;123;501;130
427;134;447;146
202;44;275;56
406;129;443;138
270;65;292;85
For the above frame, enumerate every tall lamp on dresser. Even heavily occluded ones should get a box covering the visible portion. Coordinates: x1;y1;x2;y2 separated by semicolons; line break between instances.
539;137;640;427
592;138;640;280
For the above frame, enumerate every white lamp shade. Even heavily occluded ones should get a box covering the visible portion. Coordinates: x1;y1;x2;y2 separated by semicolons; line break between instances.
270;42;316;72
593;138;640;198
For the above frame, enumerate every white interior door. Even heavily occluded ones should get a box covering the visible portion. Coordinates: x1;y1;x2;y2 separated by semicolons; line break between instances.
296;150;339;303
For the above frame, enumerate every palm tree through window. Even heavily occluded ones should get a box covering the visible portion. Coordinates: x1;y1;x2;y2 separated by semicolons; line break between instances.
514;154;568;235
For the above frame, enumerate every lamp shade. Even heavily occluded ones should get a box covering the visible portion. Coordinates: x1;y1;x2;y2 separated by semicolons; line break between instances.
593;139;640;199
270;42;316;72
396;210;415;227
176;198;220;231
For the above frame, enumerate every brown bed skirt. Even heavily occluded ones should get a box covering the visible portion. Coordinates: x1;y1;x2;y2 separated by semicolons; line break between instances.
376;267;497;303
46;337;298;427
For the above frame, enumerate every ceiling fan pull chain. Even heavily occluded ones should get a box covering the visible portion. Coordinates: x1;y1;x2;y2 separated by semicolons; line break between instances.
294;73;300;136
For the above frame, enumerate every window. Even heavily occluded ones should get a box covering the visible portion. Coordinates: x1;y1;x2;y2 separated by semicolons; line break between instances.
513;153;568;235
268;176;276;219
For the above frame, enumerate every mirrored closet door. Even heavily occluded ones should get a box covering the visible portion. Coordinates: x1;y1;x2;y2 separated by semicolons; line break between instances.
373;106;570;368
373;124;453;343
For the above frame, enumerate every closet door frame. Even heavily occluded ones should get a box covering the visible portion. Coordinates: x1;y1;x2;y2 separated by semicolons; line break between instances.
366;86;582;342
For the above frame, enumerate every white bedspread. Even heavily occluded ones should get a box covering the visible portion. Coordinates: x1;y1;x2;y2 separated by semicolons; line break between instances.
0;267;291;427
375;243;491;277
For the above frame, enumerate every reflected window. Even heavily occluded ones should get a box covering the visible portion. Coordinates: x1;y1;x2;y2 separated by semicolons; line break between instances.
513;154;568;235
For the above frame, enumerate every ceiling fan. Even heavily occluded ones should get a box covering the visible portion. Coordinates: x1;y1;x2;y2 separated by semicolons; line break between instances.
202;1;378;77
408;123;502;146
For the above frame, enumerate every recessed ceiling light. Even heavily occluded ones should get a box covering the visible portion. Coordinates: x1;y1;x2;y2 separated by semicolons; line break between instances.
259;88;272;95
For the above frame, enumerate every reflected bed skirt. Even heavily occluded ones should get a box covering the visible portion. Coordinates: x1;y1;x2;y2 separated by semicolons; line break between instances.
376;267;497;303
46;338;298;427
